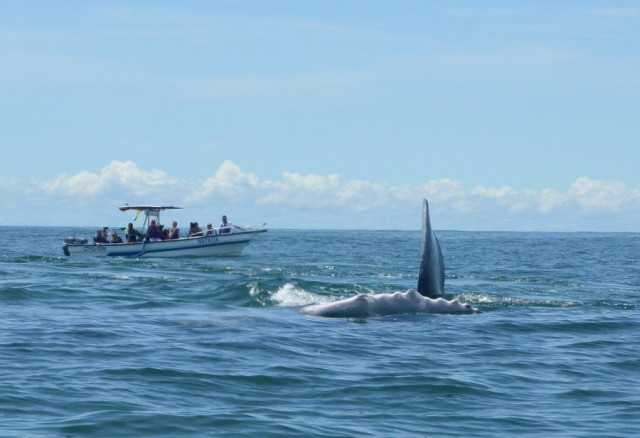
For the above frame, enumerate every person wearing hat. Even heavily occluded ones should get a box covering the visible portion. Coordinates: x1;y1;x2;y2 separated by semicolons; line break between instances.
145;219;163;242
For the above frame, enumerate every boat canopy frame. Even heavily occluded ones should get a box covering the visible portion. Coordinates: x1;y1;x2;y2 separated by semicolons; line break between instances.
118;205;182;232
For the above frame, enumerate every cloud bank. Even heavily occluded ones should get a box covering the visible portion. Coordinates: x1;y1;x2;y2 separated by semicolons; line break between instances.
1;160;639;231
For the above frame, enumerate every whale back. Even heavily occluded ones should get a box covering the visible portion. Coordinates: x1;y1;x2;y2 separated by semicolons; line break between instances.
297;199;477;318
416;199;445;298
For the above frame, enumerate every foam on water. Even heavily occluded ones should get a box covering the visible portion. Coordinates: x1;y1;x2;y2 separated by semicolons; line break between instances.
270;282;320;307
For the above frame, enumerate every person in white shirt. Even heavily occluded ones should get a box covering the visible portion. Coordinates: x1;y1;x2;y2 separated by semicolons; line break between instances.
219;215;244;234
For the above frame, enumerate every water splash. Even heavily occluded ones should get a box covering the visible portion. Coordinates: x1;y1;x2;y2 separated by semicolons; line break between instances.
270;283;322;307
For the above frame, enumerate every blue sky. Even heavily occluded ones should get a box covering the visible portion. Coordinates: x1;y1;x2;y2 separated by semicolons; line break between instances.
1;1;639;230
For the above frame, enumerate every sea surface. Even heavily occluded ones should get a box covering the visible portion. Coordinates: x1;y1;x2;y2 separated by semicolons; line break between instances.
1;227;639;437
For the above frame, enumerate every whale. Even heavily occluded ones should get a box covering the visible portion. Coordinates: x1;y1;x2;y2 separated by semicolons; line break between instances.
300;199;479;318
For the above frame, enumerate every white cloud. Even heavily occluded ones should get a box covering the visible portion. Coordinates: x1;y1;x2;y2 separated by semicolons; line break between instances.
2;160;640;230
568;176;628;212
39;160;180;198
258;171;342;208
192;160;259;202
535;188;566;214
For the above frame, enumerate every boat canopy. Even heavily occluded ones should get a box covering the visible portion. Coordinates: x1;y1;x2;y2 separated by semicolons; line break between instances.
118;205;182;212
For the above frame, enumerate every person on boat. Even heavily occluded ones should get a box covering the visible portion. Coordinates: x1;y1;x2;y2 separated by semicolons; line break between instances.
168;221;180;239
102;227;112;243
94;229;108;244
145;220;163;242
111;231;123;244
125;223;142;243
187;222;203;237
219;215;244;234
204;223;216;236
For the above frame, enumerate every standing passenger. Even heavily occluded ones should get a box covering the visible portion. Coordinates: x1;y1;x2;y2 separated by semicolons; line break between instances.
219;215;244;234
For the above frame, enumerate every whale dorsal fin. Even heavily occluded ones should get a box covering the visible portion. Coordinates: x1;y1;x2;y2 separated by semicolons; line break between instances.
416;199;445;298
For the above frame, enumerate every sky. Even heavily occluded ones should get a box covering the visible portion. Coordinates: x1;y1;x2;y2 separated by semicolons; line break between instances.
1;0;639;231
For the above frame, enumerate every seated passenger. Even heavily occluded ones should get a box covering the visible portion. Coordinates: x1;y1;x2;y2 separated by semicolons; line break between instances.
102;227;112;243
145;220;163;242
125;223;142;243
94;229;108;244
168;221;180;239
187;222;203;237
111;232;123;243
204;223;216;236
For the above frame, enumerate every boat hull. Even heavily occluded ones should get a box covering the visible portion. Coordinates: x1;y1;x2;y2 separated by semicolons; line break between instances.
63;230;266;258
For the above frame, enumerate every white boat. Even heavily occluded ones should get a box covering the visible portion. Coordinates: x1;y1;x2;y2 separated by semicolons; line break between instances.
62;205;267;258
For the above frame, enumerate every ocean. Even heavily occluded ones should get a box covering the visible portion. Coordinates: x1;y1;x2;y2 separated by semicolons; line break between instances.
1;227;639;437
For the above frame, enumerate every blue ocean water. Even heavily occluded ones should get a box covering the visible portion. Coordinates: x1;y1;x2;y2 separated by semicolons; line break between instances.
1;227;639;437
